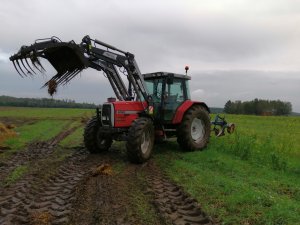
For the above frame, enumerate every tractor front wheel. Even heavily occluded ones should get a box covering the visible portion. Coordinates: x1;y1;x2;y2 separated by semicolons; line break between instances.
126;117;155;163
84;117;113;153
177;106;210;151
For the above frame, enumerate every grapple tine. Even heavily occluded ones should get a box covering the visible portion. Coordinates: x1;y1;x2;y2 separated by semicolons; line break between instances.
50;73;63;84
30;57;43;73
31;54;46;73
20;59;32;76
25;58;36;75
66;69;81;82
68;69;80;82
55;73;66;82
43;71;68;88
35;57;46;72
65;69;81;84
12;60;24;78
57;70;74;85
61;69;79;85
16;60;27;76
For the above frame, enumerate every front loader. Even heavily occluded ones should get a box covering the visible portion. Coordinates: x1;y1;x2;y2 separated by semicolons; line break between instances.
10;35;235;163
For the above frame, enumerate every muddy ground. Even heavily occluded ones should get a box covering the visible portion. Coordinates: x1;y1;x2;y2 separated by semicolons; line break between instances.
0;121;217;225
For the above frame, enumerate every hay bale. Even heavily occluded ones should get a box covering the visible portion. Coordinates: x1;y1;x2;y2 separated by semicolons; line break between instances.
0;122;17;146
6;124;16;129
91;164;113;176
30;211;53;225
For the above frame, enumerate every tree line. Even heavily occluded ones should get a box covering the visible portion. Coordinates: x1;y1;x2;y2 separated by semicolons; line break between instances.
224;99;292;115
0;95;97;109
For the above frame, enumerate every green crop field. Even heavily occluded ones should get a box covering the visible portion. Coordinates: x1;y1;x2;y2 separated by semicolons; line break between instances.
0;107;94;158
0;107;299;224
0;106;94;119
156;114;300;224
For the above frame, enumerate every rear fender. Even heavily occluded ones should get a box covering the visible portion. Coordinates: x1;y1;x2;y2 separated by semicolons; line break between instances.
172;100;210;124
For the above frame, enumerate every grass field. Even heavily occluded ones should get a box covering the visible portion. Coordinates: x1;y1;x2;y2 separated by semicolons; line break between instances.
0;106;94;119
0;107;94;158
156;114;300;224
0;107;299;224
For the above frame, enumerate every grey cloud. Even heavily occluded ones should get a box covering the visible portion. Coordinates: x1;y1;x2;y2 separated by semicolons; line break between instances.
0;50;10;63
189;70;300;111
0;0;300;112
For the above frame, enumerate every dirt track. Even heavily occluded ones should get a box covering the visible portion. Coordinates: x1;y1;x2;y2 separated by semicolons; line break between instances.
0;128;216;225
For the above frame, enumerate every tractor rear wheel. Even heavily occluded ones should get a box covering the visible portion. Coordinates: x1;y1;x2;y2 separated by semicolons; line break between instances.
126;117;155;163
177;105;210;151
84;116;113;153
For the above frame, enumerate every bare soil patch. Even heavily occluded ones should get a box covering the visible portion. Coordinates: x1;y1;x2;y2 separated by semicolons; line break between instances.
70;151;217;225
0;143;216;225
0;116;37;126
143;161;218;225
70;153;166;225
0;124;80;185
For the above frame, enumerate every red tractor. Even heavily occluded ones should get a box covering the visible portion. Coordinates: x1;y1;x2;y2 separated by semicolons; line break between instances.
10;35;234;163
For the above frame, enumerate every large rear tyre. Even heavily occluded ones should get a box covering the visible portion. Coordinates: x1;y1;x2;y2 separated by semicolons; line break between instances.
84;116;113;153
126;117;155;163
177;106;210;151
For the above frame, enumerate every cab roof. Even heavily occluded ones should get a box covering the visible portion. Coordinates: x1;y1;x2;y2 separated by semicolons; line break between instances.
143;72;191;80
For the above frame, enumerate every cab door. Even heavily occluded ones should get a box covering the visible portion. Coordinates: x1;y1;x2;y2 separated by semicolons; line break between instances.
163;78;187;121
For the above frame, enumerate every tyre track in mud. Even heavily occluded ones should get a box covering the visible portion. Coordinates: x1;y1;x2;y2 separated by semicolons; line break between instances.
143;161;217;225
1;135;219;225
0;124;91;225
70;160;126;225
0;125;79;185
70;157;218;225
29;149;89;225
70;154;168;225
0;148;90;225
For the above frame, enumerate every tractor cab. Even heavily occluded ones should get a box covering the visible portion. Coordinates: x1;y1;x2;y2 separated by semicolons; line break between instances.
143;72;191;122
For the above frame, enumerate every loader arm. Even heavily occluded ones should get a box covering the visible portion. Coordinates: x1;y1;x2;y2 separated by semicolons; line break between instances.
82;36;149;101
9;35;150;102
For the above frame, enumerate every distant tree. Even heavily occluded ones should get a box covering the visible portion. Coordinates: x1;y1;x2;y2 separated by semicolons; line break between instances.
244;101;254;114
223;98;292;115
0;95;97;109
235;100;243;114
224;100;233;114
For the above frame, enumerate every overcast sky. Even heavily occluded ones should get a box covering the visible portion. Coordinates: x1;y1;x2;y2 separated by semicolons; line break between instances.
0;0;299;111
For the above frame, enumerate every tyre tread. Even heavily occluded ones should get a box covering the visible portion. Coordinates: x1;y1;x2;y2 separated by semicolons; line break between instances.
177;105;210;151
83;116;112;153
126;117;154;163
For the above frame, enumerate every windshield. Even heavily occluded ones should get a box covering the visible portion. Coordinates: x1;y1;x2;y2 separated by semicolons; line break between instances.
145;79;163;103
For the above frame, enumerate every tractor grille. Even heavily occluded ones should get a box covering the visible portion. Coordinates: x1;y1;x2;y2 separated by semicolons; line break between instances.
102;103;113;126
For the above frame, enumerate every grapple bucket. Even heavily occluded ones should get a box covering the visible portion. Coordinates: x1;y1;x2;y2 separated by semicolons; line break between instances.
9;38;89;94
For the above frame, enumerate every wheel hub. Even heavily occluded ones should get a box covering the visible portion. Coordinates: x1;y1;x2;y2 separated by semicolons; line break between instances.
97;130;107;147
141;129;151;154
191;117;205;142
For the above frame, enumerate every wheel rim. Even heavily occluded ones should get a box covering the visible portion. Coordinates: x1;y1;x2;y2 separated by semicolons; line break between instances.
97;130;107;147
99;139;106;145
191;117;205;142
97;136;106;147
141;129;151;154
